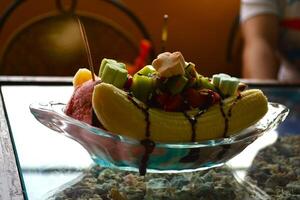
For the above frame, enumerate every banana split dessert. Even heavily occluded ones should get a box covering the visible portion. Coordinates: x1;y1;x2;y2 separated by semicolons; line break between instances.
65;52;268;175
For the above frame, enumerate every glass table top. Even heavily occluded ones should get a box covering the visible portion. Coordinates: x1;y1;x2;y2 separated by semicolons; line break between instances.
1;83;299;200
1;86;93;199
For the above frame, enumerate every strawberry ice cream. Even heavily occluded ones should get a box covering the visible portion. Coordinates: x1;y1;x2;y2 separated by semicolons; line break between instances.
65;79;100;125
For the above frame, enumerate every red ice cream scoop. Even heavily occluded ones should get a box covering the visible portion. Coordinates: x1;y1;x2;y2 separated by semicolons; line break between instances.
65;80;100;124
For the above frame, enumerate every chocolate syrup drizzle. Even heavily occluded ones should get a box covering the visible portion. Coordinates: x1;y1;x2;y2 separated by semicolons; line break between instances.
219;101;229;138
180;110;206;163
216;94;240;160
183;110;206;142
228;93;242;117
127;93;155;175
219;93;242;137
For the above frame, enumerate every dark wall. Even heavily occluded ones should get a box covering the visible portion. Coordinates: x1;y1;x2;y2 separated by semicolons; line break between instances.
0;0;242;76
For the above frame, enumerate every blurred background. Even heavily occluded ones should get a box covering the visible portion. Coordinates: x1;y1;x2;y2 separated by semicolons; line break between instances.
0;0;242;77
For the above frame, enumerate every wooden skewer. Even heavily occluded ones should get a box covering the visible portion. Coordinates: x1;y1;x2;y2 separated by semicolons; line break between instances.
161;14;168;53
77;17;95;81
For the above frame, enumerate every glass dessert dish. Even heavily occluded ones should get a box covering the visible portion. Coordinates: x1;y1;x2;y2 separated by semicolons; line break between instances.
30;102;288;173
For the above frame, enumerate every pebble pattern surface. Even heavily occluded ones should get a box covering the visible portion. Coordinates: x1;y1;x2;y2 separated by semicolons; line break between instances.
247;136;300;200
47;136;300;200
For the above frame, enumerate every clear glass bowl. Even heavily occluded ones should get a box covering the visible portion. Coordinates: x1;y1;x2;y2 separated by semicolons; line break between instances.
29;102;288;173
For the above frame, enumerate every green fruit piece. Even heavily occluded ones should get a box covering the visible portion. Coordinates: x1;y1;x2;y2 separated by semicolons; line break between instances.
118;62;126;69
213;73;240;97
99;58;117;77
131;74;155;103
220;77;239;96
193;74;202;88
137;65;156;76
101;63;117;83
184;62;197;79
166;75;188;95
219;77;231;96
113;68;128;88
199;76;217;91
212;73;230;87
99;58;126;77
227;77;239;95
101;63;128;89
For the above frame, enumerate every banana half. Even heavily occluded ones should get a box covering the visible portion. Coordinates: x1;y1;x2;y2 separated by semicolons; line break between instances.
92;83;268;143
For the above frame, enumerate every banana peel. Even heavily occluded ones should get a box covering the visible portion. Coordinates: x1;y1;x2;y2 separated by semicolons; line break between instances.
92;83;268;143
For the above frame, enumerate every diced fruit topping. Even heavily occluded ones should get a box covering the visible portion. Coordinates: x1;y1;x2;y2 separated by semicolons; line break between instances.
152;52;185;77
185;88;219;110
99;58;116;76
137;65;157;76
220;77;239;96
212;73;240;96
154;93;184;112
128;53;243;111
197;76;217;91
94;53;245;112
212;73;230;87
72;68;96;87
184;62;197;79
99;59;128;89
130;66;156;103
238;82;248;91
99;58;125;77
165;75;188;95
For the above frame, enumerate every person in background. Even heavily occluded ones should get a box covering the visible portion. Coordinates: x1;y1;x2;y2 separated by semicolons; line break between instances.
240;0;300;81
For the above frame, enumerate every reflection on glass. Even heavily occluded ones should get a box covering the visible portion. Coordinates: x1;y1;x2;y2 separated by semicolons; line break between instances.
227;130;278;180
